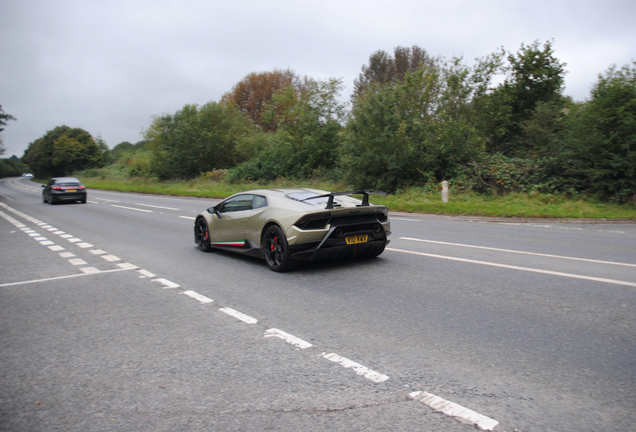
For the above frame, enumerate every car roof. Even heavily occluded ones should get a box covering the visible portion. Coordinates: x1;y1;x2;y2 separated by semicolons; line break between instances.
52;177;82;182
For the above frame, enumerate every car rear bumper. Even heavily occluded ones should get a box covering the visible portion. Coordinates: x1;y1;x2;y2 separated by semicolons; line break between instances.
51;192;86;202
290;238;389;261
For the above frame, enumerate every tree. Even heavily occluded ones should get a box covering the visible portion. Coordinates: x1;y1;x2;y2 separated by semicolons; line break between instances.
344;52;508;192
144;102;256;179
230;78;347;182
345;65;448;192
222;69;304;131
477;40;567;156
22;126;104;178
565;62;636;201
0;105;16;133
0;105;17;156
352;46;432;102
0;156;30;178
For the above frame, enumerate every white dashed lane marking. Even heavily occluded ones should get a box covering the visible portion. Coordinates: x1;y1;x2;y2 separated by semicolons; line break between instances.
264;328;312;349
219;307;258;324
134;203;180;211
322;353;389;383
111;204;152;213
152;278;180;289
410;391;499;431
101;255;121;262
183;290;214;304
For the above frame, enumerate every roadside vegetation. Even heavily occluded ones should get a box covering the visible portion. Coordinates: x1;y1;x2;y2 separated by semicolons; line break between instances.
4;40;636;219
78;176;636;220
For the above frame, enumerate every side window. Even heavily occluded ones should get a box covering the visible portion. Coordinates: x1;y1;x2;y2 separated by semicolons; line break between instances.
219;195;253;213
253;195;267;209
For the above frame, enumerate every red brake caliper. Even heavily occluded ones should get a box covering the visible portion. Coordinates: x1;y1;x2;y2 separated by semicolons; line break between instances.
271;236;277;251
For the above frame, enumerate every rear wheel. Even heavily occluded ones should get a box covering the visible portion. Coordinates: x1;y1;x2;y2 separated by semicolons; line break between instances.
262;225;299;272
195;218;213;252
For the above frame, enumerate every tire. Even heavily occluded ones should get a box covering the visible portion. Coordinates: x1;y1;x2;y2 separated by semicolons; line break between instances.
80;198;87;203
262;225;299;272
195;218;213;252
43;195;47;203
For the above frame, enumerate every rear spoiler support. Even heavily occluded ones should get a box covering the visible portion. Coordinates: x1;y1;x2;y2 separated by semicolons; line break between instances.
301;190;387;210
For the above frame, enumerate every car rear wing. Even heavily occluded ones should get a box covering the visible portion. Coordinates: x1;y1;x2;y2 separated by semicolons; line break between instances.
301;190;387;209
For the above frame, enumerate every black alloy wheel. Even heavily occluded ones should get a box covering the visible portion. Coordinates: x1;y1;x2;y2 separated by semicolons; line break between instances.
195;218;213;252
262;225;298;272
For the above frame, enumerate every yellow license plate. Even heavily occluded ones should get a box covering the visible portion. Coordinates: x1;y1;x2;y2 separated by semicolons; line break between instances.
345;235;368;245
66;189;77;192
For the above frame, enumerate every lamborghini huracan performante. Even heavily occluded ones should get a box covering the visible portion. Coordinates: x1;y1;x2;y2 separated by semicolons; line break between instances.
194;189;391;272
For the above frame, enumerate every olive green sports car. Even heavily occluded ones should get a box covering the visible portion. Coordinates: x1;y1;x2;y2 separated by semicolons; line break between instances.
194;188;391;272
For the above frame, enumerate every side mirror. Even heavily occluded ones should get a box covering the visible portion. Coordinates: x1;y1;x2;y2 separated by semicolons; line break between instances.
207;205;222;219
41;185;45;188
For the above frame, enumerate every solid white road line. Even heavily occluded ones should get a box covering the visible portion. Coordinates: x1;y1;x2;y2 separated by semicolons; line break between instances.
400;237;636;268
0;268;135;288
264;329;313;349
388;247;636;288
322;353;389;383
410;391;499;431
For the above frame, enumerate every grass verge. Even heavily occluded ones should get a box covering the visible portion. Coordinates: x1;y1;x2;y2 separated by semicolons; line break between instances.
80;177;636;220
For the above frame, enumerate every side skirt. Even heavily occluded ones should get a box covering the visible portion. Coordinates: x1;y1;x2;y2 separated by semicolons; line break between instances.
212;240;263;259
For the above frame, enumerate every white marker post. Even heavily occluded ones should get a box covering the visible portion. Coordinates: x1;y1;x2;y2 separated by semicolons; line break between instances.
441;181;449;203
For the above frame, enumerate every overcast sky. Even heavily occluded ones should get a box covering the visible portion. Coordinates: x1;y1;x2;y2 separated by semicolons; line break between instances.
1;0;634;157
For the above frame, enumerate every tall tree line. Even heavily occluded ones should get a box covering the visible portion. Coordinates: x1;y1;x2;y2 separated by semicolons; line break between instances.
14;41;636;202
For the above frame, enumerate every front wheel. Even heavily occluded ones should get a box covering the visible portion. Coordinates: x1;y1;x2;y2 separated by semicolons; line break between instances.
195;218;213;252
262;225;299;272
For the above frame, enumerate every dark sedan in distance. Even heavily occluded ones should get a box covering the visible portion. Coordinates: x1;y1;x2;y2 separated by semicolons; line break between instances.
42;177;87;204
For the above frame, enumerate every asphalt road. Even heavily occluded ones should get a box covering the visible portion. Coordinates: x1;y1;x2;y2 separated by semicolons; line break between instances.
1;177;635;431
